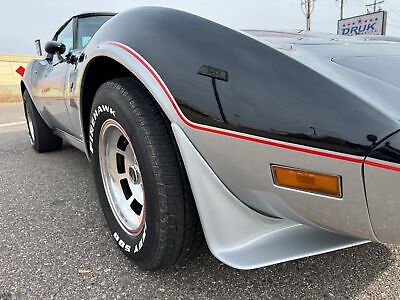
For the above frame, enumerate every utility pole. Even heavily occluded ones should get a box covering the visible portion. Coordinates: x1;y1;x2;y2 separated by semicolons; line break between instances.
366;0;384;13
340;0;344;19
301;0;314;31
335;0;346;20
307;0;312;30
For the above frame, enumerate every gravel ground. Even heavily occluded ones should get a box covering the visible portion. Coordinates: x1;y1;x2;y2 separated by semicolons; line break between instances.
1;104;400;299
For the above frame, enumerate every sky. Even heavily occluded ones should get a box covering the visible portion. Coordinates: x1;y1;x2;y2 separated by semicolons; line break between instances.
1;0;400;55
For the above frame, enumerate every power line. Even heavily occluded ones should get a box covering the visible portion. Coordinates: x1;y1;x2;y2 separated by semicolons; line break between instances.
333;0;400;34
388;15;400;25
384;1;400;19
379;1;400;32
365;0;384;13
356;0;367;8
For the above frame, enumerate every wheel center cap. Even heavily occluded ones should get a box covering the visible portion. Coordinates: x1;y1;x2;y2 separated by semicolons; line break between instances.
129;166;140;184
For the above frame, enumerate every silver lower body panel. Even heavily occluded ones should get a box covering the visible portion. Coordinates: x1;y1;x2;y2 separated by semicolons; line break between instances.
172;123;368;269
53;128;85;152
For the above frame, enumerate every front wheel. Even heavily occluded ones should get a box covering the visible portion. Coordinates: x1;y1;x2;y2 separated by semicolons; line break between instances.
90;78;203;270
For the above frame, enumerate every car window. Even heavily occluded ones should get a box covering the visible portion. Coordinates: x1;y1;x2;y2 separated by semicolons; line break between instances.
77;16;112;49
56;20;74;55
53;20;74;64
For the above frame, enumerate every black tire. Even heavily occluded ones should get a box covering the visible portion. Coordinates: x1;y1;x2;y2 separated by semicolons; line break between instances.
90;78;204;270
23;90;63;153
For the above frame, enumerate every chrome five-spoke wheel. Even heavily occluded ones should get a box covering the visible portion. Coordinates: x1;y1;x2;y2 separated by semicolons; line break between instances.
99;119;145;236
90;78;203;270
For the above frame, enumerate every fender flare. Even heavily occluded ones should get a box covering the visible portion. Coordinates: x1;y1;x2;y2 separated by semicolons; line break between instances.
79;41;185;157
20;62;35;102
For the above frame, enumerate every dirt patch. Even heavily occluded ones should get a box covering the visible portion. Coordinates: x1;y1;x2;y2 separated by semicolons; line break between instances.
0;85;22;102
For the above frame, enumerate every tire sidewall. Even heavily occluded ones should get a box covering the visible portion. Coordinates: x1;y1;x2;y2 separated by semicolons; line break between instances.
90;84;161;265
23;92;38;150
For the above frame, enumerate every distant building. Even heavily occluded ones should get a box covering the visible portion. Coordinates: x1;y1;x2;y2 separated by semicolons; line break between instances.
0;53;38;102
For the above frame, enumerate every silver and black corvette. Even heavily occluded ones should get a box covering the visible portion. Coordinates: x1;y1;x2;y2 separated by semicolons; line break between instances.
20;7;400;270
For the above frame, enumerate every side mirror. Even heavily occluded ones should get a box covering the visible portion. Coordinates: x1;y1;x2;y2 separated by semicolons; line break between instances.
45;41;66;55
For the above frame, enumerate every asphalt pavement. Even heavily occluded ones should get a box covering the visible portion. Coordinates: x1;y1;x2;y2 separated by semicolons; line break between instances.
1;102;400;299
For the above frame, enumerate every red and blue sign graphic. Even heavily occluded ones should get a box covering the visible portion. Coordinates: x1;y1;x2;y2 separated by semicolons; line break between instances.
338;11;386;36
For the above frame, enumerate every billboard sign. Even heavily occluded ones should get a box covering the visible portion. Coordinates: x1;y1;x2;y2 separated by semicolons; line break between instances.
338;11;387;36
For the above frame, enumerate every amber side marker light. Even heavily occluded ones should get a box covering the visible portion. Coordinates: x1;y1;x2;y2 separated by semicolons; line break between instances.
271;165;342;198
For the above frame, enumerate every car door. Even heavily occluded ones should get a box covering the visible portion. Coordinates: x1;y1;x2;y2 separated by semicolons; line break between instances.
65;14;114;139
38;19;75;133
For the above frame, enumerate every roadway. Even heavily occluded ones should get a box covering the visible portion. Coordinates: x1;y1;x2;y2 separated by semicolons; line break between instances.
0;102;399;299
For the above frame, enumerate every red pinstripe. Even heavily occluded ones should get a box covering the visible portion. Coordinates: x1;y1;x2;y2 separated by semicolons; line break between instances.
106;41;400;173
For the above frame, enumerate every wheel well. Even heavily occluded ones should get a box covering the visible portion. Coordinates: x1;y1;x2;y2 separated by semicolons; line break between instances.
81;56;135;152
21;81;27;97
81;56;171;156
